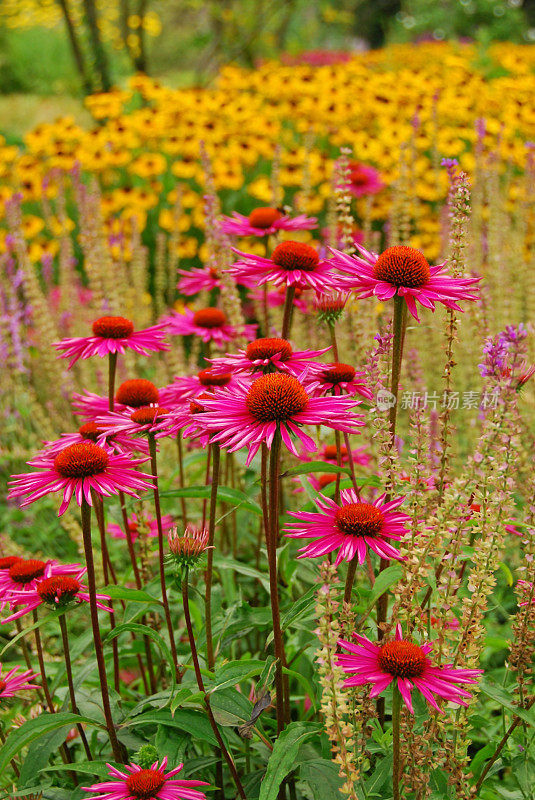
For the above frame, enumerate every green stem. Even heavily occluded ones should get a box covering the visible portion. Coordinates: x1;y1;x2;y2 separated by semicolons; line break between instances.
176;434;189;526
148;434;180;680
267;432;289;731
205;443;221;671
343;557;358;605
281;285;296;339
388;295;407;440
80;499;126;763
181;569;247;799
59;613;93;761
392;683;402;800
108;352;117;412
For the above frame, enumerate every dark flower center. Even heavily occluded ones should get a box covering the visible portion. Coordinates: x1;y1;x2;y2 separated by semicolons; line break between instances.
373;246;430;288
193;308;226;329
78;422;102;441
116;379;159;407
378;640;427;678
245;373;309;422
271;241;320;272
322;363;356;384
37;576;81;606
92;316;134;339
323;444;347;460
54;443;110;478
125;768;167;799
246;337;293;362
190;392;212;414
198;369;231;387
9;559;46;584
318;474;336;488
334;503;384;537
248;207;283;229
130;407;169;425
0;556;22;570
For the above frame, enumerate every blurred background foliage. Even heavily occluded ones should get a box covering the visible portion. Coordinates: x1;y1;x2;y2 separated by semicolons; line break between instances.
0;0;533;99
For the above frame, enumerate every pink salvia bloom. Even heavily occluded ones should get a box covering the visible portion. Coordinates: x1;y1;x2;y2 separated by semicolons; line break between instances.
228;240;342;292
208;337;330;378
163;307;257;345
0;663;39;698
330;244;480;322
194;372;364;466
517;580;535;607
8;442;153;516
336;624;482;714
221;207;317;238
83;757;208;800
53;316;169;368
2;566;113;623
108;511;174;541
285;489;410;565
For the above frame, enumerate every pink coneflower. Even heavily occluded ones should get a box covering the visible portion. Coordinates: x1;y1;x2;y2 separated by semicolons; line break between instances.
2;567;112;623
307;362;373;400
208;338;330;378
345;161;384;197
285;489;409;565
8;442;153;515
313;292;349;324
72;380;160;419
159;369;239;406
177;265;222;296
0;663;38;699
0;558;81;604
330;244;480;322
177;265;255;295
195;372;363;465
42;421;146;457
221;207;317;238
163;307;257;346
96;406;175;440
336;624;482;714
228;241;341;292
317;443;370;467
108;511;174;541
54;316;169;368
168;524;210;568
83;757;208;800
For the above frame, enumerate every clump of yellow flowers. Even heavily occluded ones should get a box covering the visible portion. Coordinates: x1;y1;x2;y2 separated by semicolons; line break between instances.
1;40;535;264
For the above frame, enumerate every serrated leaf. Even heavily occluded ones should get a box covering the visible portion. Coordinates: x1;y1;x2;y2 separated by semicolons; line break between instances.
259;722;321;800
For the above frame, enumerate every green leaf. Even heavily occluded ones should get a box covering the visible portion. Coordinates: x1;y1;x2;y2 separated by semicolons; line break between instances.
0;713;102;774
216;556;270;592
210;688;253;726
122;709;220;746
160;485;262;515
105;623;176;702
280;587;316;632
210;660;267;694
479;680;535;728
102;585;160;603
259;722;321;800
281;461;351;478
365;752;393;794
282;667;318;712
498;561;513;586
368;564;403;605
40;761;119;779
300;758;345;800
